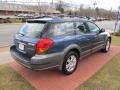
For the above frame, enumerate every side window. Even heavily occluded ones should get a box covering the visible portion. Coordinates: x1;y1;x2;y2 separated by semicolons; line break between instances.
75;22;88;34
51;22;75;36
86;22;100;33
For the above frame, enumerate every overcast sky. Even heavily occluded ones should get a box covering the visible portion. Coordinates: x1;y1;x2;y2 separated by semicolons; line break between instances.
2;0;120;10
69;0;120;10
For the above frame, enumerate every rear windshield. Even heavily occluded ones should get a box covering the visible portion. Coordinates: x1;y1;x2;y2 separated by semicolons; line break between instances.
18;23;46;38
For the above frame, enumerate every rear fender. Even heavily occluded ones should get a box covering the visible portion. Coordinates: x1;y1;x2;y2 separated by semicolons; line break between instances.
59;44;81;70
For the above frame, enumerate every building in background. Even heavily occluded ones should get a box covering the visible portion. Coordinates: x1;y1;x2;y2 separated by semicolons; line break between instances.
0;1;60;19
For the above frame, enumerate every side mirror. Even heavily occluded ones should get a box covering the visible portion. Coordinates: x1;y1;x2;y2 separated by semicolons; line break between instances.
99;28;105;33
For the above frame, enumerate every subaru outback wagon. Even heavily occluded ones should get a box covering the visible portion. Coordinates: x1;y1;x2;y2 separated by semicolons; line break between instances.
10;17;111;75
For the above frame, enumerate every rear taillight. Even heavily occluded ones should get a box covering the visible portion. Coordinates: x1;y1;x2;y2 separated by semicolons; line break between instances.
36;38;54;54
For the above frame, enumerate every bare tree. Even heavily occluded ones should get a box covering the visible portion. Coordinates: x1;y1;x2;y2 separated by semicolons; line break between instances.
56;0;64;13
95;7;100;17
79;4;84;16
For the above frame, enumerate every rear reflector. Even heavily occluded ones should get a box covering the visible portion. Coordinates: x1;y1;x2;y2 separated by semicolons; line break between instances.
36;38;53;54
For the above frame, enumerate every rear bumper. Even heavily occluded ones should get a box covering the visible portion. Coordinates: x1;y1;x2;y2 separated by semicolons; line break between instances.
10;46;63;70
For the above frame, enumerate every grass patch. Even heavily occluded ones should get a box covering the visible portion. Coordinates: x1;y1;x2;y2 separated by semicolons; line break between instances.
77;53;120;90
112;35;120;45
77;36;120;90
0;65;34;90
111;32;120;36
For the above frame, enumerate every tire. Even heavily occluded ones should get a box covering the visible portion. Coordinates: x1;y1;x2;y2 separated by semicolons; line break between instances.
62;51;79;75
102;39;110;52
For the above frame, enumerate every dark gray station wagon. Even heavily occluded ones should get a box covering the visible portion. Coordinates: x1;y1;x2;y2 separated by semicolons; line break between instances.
10;17;111;75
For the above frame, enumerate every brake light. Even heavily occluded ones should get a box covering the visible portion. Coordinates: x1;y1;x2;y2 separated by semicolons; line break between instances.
36;38;54;54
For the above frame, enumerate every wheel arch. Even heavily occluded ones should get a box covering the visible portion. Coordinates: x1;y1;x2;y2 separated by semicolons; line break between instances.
63;44;81;58
59;44;81;70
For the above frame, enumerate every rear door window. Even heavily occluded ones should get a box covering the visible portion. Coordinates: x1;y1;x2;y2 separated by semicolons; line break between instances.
18;23;46;38
50;22;75;36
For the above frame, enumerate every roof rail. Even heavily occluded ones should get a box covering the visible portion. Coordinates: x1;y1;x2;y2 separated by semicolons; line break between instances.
57;15;88;20
33;15;88;22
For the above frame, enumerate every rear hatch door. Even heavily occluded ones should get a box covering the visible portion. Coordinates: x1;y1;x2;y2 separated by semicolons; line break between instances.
15;22;47;57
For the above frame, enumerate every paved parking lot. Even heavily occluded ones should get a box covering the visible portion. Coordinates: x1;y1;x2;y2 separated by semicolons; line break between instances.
0;23;23;47
0;47;13;65
0;21;117;47
96;20;116;30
